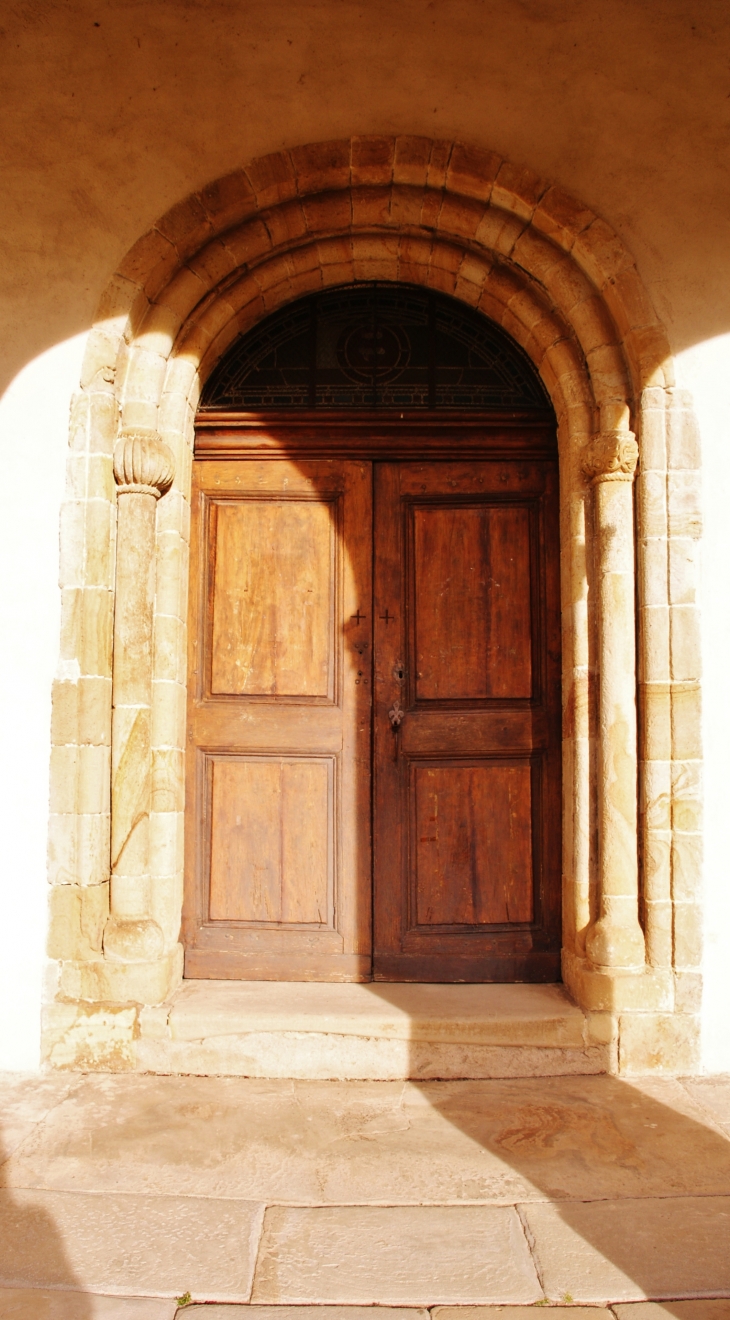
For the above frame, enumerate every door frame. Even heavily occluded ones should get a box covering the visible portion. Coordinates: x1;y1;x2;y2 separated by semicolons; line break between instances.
186;411;561;982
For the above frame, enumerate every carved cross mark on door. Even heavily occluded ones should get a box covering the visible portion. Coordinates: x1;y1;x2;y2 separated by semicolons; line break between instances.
379;609;395;624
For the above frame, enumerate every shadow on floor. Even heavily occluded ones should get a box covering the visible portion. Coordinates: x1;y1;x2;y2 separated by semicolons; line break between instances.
0;1118;93;1317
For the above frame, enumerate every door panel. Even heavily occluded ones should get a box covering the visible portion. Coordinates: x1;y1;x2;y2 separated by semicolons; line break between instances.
412;761;533;927
208;756;332;924
210;500;334;697
183;458;372;980
373;459;561;982
413;504;532;700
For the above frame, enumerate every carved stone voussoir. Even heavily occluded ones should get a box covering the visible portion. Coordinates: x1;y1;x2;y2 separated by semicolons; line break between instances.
582;430;639;484
113;430;174;498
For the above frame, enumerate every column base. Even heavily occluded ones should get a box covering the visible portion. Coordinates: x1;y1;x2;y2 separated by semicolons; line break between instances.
103;917;164;962
585;914;646;974
54;943;184;1007
563;948;672;1014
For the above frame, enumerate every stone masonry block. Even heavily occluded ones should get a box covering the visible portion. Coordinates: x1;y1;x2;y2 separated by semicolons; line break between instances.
155;191;212;255
641;682;672;761
42;1001;139;1071
532;184;596;248
245;151;298;209
153;613;185;684
302;190;352;235
668;537;699;606
673;970;703;1013
671;759;703;833
151;747;184;814
198;168;257;229
573;216;634;286
492;160;546;218
638;405;667;471
83;500;115;589
637;469;668;540
47;812;110;888
667;470;702;538
670;605;701;682
351;136;395;186
671;682;702;761
639;537;668;609
673;900;703;969
47;881;109;960
222;216;274;268
437;193;485;241
618;1012;700;1075
667;403;702;470
639;605;669;683
136;301;181;359
640;759;671;832
351;185;392;229
151;679;186;750
291;139;351;195
424;140;452;189
445;142;502;201
393;135;433;187
149;810;184;878
264;199;309;249
642;830;670;902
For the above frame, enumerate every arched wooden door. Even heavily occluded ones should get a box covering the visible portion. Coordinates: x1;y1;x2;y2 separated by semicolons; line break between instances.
182;286;562;983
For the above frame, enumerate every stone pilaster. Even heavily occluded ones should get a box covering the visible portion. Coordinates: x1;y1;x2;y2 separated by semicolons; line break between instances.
583;431;646;974
104;431;174;963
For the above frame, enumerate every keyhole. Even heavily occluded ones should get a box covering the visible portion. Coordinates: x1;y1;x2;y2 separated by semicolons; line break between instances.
393;663;405;682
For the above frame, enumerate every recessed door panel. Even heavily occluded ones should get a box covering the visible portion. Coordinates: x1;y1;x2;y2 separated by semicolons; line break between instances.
208;756;332;925
210;500;333;698
414;505;532;701
412;761;533;927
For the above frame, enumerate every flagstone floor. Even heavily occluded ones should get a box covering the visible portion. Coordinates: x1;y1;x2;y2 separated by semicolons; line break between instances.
1;1070;730;1317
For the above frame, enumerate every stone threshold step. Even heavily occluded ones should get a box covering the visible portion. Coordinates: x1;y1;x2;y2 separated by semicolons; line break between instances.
138;982;607;1080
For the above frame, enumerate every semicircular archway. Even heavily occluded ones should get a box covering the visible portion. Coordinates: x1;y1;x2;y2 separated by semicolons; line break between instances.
44;138;698;1075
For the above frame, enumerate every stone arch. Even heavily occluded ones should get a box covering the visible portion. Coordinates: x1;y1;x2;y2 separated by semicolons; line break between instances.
47;139;699;1074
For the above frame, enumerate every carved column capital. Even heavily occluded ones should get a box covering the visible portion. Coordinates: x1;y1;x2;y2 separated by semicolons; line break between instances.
582;430;639;484
113;430;174;499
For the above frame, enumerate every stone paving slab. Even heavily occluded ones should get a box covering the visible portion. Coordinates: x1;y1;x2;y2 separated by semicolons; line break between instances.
0;1073;80;1161
523;1195;730;1304
250;1204;542;1305
614;1303;730;1318
680;1077;730;1137
0;1190;264;1302
184;1310;430;1319
6;1073;730;1206
0;1290;177;1317
433;1309;608;1318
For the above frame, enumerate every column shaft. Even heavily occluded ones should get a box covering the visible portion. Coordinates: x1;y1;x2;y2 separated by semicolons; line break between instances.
584;432;646;973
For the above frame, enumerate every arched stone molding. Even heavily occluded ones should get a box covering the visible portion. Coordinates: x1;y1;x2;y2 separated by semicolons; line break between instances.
45;138;702;1075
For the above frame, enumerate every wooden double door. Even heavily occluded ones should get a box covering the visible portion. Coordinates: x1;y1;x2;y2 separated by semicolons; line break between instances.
183;445;562;982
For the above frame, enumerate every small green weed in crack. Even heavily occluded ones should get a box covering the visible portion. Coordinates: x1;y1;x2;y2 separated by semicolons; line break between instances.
176;1291;192;1307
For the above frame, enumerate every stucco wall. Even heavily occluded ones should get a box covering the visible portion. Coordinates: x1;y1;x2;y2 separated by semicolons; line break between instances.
1;0;728;1070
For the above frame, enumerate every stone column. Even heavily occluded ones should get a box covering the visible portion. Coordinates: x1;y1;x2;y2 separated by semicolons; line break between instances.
104;431;174;963
583;431;646;974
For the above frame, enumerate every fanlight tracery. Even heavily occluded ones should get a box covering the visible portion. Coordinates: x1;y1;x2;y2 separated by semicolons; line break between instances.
200;283;551;412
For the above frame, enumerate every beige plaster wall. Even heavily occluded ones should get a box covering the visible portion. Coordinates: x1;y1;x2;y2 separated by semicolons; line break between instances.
0;0;728;1069
1;0;730;390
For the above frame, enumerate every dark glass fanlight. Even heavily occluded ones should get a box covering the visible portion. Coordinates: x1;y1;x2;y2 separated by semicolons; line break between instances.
200;284;550;411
